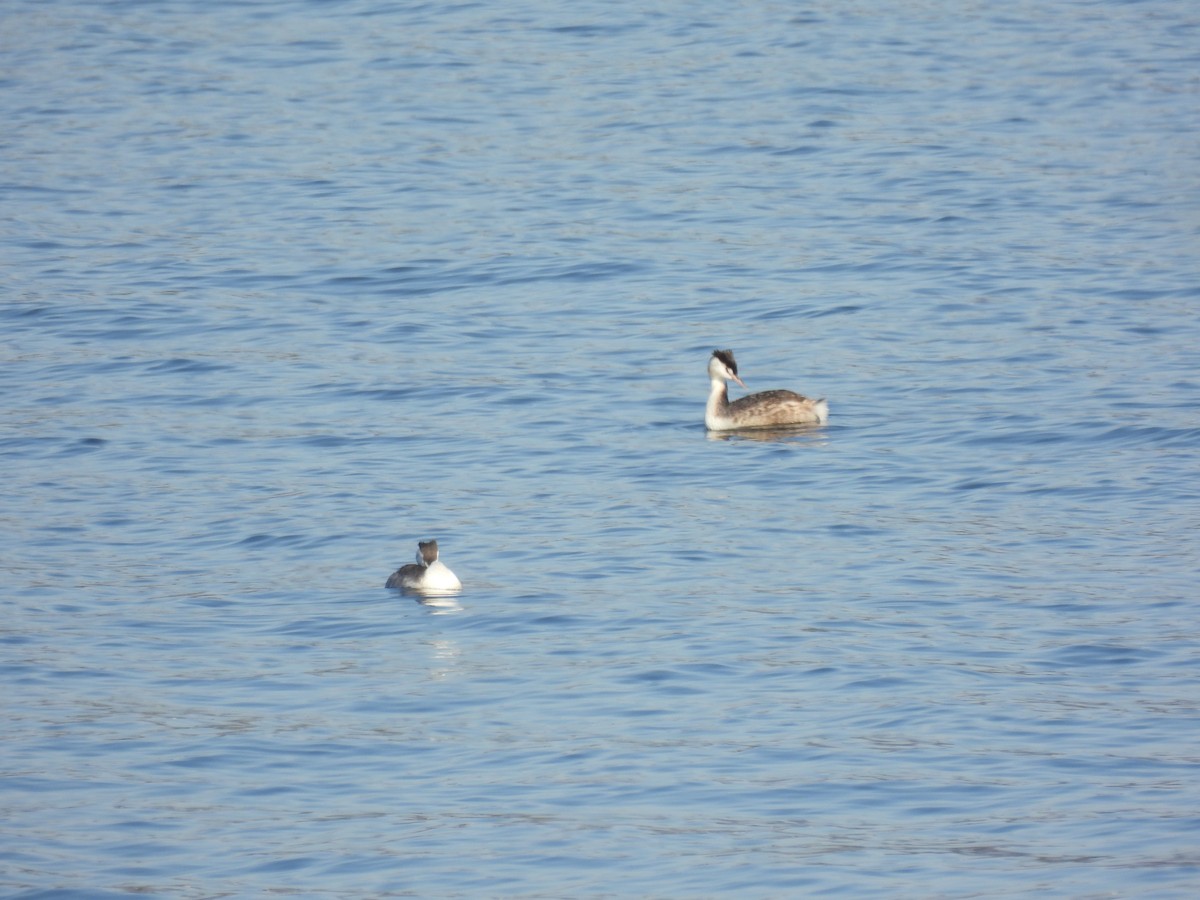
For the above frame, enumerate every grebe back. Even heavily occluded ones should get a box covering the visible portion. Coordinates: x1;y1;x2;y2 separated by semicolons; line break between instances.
385;539;462;593
705;349;828;430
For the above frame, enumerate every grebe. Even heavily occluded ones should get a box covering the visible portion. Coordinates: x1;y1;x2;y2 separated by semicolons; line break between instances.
705;349;828;430
385;540;462;593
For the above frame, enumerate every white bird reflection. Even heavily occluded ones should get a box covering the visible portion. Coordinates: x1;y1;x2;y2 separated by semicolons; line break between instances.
414;592;463;614
425;637;461;680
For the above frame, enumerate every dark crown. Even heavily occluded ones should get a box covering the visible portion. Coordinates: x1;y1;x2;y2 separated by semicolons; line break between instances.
712;349;738;375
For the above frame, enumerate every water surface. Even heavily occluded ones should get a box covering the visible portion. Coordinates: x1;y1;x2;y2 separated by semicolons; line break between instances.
3;0;1199;896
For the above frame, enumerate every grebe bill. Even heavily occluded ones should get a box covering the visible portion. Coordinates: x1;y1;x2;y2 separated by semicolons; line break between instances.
705;349;828;430
385;539;462;592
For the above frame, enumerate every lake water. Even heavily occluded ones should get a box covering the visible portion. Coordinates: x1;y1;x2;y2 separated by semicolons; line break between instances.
3;0;1199;896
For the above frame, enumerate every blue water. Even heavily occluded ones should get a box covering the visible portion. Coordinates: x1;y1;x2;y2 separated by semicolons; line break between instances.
3;0;1199;896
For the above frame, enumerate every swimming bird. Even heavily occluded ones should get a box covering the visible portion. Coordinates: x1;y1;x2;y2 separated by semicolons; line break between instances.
385;540;462;592
705;349;828;430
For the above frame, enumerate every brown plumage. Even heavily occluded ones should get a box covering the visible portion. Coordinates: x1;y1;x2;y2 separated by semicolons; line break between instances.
705;349;828;430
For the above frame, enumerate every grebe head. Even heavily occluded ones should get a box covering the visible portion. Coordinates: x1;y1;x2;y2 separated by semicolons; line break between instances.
709;349;746;387
416;540;439;567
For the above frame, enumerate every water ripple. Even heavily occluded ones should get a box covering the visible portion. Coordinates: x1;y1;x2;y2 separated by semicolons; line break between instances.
2;0;1197;897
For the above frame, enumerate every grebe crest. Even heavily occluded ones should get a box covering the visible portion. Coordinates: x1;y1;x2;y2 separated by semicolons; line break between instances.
385;539;462;593
705;349;828;430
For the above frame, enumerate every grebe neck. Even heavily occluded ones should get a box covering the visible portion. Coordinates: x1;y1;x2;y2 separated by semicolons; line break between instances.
709;376;730;406
706;376;732;429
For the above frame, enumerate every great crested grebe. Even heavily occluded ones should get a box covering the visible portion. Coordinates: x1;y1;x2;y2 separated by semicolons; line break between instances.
705;349;828;430
385;540;462;592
